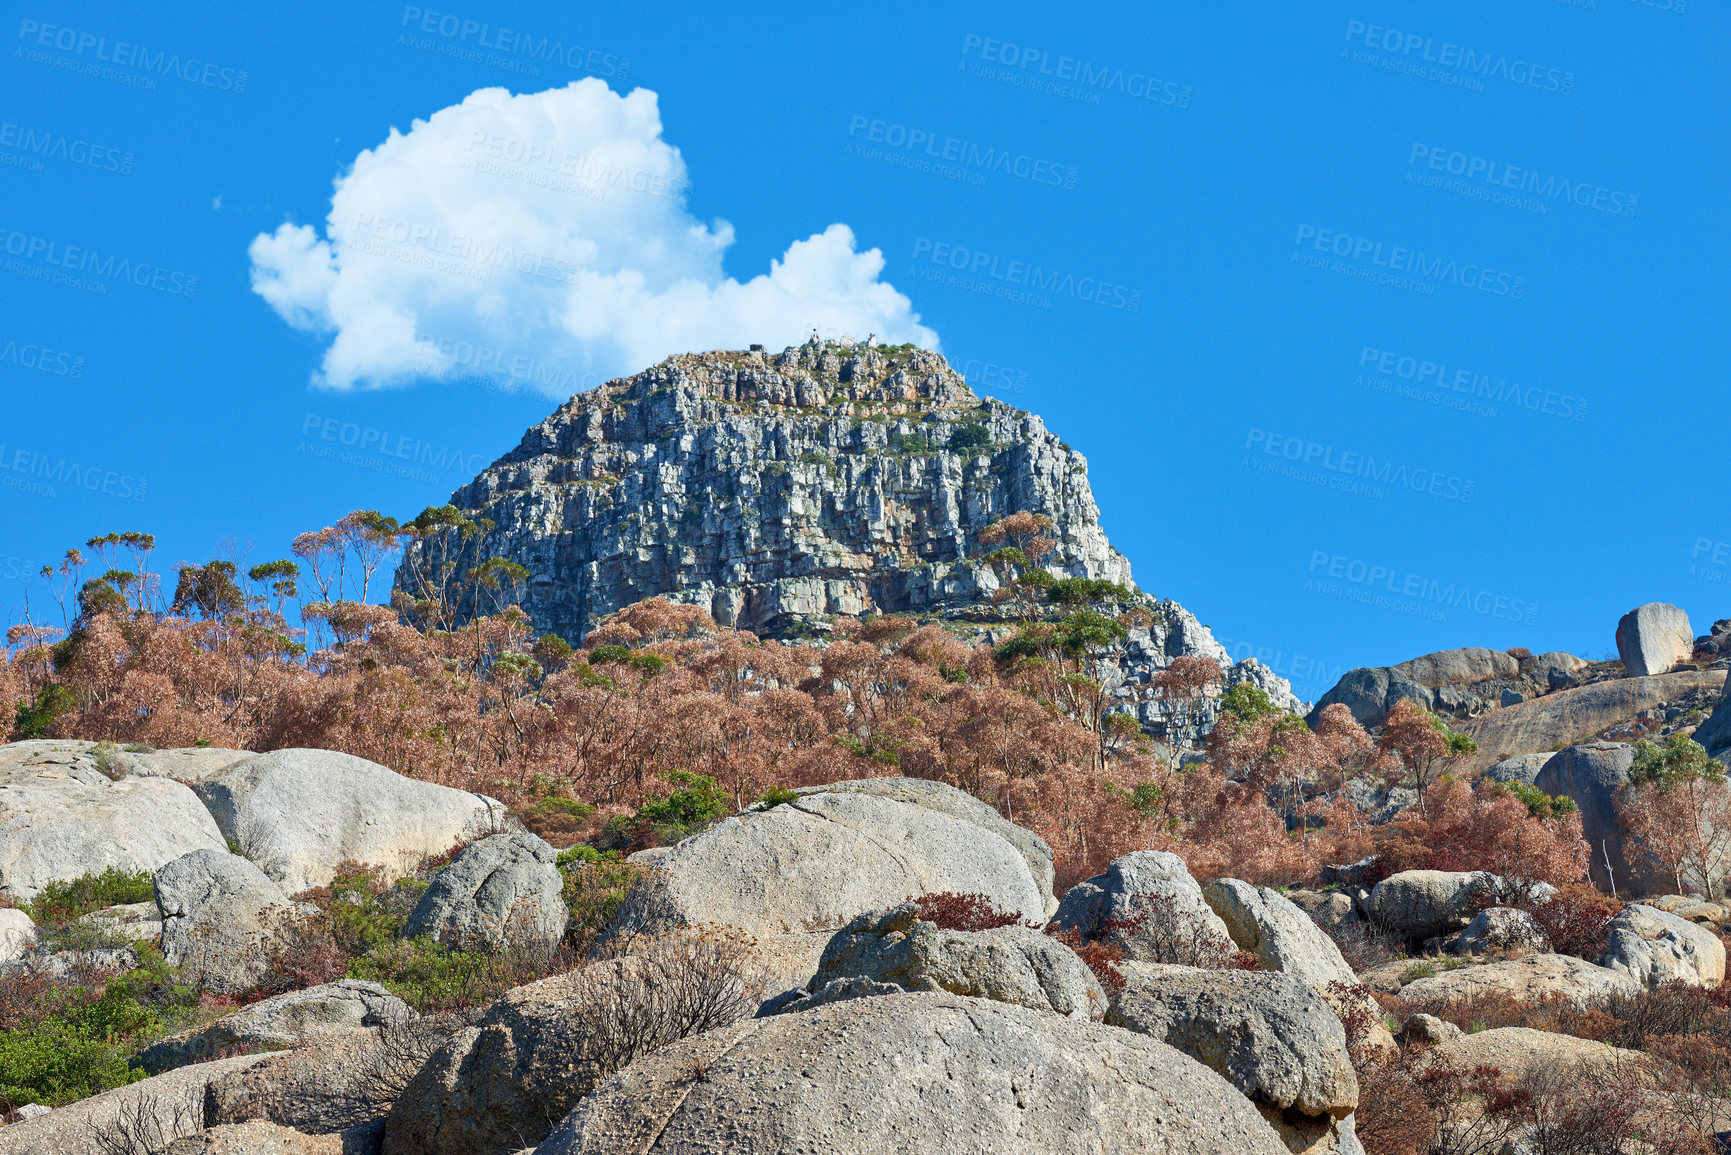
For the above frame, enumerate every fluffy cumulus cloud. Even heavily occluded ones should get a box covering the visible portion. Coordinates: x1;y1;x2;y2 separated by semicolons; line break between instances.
249;80;936;395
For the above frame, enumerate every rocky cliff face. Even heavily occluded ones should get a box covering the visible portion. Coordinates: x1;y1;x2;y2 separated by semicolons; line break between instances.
397;339;1299;744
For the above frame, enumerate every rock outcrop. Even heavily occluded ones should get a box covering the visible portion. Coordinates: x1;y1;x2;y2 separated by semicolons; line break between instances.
1307;648;1523;729
404;831;566;952
535;991;1290;1154
0;740;229;901
155;849;301;995
1445;907;1549;956
1394;953;1639;1007
196;748;505;895
1616;602;1693;676
161;1122;341;1154
1366;870;1497;941
0;907;35;962
392;344;1298;750
1050;851;1235;964
788;903;1103;1020
142;980;414;1074
1598;903;1726;988
1203;879;1357;990
1534;742;1635;891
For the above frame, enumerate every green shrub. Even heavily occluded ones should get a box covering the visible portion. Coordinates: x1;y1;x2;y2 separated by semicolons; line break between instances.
1502;780;1580;820
1401;961;1437;983
13;684;78;740
26;868;155;924
633;770;729;845
557;850;638;952
346;938;513;1014
587;645;666;677
756;787;800;809
947;424;991;451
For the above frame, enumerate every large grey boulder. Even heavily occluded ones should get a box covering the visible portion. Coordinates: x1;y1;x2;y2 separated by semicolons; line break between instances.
1459;670;1725;775
161;1122;341;1154
794;777;1058;917
0;1052;270;1155
1366;870;1496;940
1616;602;1694;676
0;907;35;962
1307;648;1518;728
1396;953;1639;1007
536;992;1290;1155
1050;851;1236;964
1598;903;1726;988
77;900;164;945
196;749;505;895
382;953;761;1155
156;848;299;995
604;788;1044;998
1203;879;1356;990
207;1018;462;1138
1446;906;1549;956
404;831;566;952
1535;742;1635;891
787;903;1104;1020
142;980;414;1073
1484;752;1555;785
0;740;229;901
1107;962;1357;1119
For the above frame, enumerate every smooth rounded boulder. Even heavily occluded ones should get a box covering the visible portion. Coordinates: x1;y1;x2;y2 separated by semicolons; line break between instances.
1446;906;1549;956
404;831;566;952
156;848;300;995
0;907;36;962
195;749;505;894
1535;742;1635;891
0;740;228;902
1616;602;1693;676
1203;879;1356;989
1049;851;1236;964
1396;953;1639;1007
1598;903;1726;988
142;979;414;1073
1366;870;1495;940
537;992;1290;1155
790;903;1104;1020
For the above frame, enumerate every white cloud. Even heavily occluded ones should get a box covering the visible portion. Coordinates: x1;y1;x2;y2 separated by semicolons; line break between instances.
249;79;937;395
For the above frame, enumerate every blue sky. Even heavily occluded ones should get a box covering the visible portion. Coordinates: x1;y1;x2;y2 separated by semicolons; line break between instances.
2;0;1724;702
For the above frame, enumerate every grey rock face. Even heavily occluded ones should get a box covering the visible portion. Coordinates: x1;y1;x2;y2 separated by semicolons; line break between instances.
1446;907;1549;956
394;346;1132;643
197;748;506;895
77;900;164;946
1107;962;1358;1118
538;992;1290;1155
1366;870;1497;941
792;777;1057;917
1396;953;1639;1007
160;1121;341;1154
1307;648;1519;729
1616;602;1694;676
788;903;1104;1020
0;1053;271;1155
1535;742;1634;891
207;1019;460;1137
1484;753;1555;785
606;789;1044;941
1203;879;1357;990
405;831;566;952
156;849;299;995
1052;851;1236;964
1399;1013;1463;1046
142;980;414;1074
0;740;228;902
1598;903;1727;988
0;907;35;962
1310;893;1359;932
382;956;759;1155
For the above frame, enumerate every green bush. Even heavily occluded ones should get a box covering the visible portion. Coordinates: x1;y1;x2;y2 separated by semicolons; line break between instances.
13;684;78;740
587;645;667;677
320;870;427;957
612;770;730;847
346;938;512;1014
1502;780;1580;820
26;868;156;924
947;424;991;451
557;849;638;952
756;787;800;808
